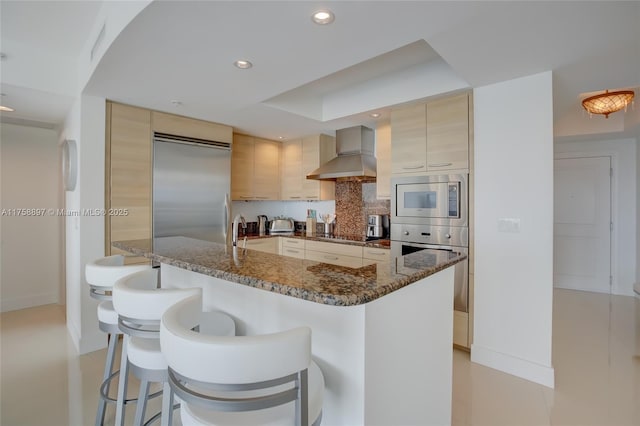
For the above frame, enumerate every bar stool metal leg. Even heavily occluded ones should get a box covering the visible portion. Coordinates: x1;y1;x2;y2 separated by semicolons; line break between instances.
114;335;130;426
95;333;118;426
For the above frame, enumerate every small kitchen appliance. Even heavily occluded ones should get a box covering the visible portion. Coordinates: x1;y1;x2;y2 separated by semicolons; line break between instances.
367;214;384;238
257;215;268;236
269;217;294;233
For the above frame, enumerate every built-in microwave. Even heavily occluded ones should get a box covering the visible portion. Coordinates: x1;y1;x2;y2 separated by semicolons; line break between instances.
392;174;468;227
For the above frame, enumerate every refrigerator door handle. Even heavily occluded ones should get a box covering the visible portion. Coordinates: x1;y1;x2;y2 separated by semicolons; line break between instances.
224;193;230;241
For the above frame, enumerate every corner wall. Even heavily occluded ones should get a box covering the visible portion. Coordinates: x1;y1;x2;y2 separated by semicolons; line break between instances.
61;95;107;354
471;71;555;387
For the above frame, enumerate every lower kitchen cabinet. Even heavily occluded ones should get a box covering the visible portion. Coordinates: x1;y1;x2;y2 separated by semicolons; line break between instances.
363;246;391;264
244;237;279;254
453;311;469;348
280;237;305;259
305;240;363;268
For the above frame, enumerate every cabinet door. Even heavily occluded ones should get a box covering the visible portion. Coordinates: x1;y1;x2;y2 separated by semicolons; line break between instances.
375;121;391;199
281;139;303;200
254;138;280;200
301;134;336;200
245;237;278;254
231;134;255;200
391;104;427;174
107;102;152;264
426;93;469;172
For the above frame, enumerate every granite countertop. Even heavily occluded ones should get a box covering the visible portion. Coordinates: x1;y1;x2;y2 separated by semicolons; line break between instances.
113;236;466;306
244;231;391;248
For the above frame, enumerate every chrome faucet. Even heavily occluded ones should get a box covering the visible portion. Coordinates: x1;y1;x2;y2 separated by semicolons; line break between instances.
232;214;246;247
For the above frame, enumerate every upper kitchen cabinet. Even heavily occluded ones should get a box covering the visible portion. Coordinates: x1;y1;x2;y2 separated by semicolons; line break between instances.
280;134;336;201
375;121;391;199
152;111;232;143
391;92;471;176
231;134;280;200
105;102;152;264
426;93;469;172
390;104;427;175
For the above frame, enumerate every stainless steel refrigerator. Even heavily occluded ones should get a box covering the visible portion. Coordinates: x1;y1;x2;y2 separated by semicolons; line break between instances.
153;135;230;244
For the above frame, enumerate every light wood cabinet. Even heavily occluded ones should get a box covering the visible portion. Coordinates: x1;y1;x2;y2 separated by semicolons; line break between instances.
305;240;363;268
105;102;152;264
426;93;469;172
231;134;280;200
152;111;232;143
391;92;471;176
362;246;391;264
280;134;336;200
280;237;305;259
245;237;278;254
391;104;427;174
375;121;391;199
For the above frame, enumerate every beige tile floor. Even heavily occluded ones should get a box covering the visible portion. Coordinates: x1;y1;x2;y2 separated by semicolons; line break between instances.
1;288;638;426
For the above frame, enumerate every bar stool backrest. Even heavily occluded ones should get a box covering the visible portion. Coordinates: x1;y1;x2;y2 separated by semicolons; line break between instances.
86;255;151;300
160;296;314;425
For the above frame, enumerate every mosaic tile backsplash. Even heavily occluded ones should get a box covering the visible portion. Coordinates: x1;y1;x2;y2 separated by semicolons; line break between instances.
334;179;390;237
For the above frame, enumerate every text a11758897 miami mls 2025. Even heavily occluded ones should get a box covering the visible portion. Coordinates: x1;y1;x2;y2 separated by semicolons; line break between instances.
1;208;129;217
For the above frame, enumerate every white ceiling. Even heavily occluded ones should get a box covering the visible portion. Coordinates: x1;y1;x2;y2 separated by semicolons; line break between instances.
1;1;639;140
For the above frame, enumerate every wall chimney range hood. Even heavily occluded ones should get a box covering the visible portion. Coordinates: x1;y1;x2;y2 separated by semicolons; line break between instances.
306;125;376;180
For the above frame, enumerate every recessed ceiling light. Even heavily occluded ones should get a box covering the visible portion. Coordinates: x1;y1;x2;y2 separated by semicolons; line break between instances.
171;100;183;107
370;113;381;118
0;105;15;112
234;60;253;69
312;10;335;25
278;136;285;140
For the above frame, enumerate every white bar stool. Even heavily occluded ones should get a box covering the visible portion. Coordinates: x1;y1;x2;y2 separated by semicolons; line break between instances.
86;255;151;426
113;269;236;426
160;295;325;426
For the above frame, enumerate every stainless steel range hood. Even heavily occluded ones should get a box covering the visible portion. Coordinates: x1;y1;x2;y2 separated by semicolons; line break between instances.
306;125;376;180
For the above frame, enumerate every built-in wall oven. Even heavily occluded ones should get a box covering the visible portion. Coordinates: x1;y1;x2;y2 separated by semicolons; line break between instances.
391;174;469;312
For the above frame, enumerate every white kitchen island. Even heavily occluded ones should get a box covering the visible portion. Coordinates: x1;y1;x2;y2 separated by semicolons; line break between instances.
115;236;463;426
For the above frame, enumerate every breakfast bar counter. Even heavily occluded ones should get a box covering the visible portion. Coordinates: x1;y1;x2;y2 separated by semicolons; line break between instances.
113;236;465;425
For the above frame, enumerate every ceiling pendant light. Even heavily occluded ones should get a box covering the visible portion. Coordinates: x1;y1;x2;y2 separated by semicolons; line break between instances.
581;89;635;118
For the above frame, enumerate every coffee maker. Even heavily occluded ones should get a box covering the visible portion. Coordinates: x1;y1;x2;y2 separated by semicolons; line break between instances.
367;215;383;238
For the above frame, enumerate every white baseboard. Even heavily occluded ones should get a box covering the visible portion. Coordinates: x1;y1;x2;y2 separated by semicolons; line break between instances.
0;292;59;313
66;318;106;355
471;343;555;388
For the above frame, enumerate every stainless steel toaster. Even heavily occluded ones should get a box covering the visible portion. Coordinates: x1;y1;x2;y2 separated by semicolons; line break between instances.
269;217;294;233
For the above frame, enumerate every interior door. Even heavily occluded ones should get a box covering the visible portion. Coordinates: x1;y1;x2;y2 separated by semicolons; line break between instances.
553;156;611;293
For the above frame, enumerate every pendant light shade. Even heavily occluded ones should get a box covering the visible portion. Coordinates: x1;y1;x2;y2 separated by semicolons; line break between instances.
582;90;634;118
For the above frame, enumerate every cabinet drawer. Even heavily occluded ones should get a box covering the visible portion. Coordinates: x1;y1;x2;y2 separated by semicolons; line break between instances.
245;238;278;254
281;237;305;249
305;250;363;268
281;247;305;259
305;240;363;258
363;247;390;263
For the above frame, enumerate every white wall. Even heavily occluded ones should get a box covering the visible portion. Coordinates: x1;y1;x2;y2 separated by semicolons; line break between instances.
61;95;107;354
471;71;555;388
554;137;637;297
0;123;63;311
